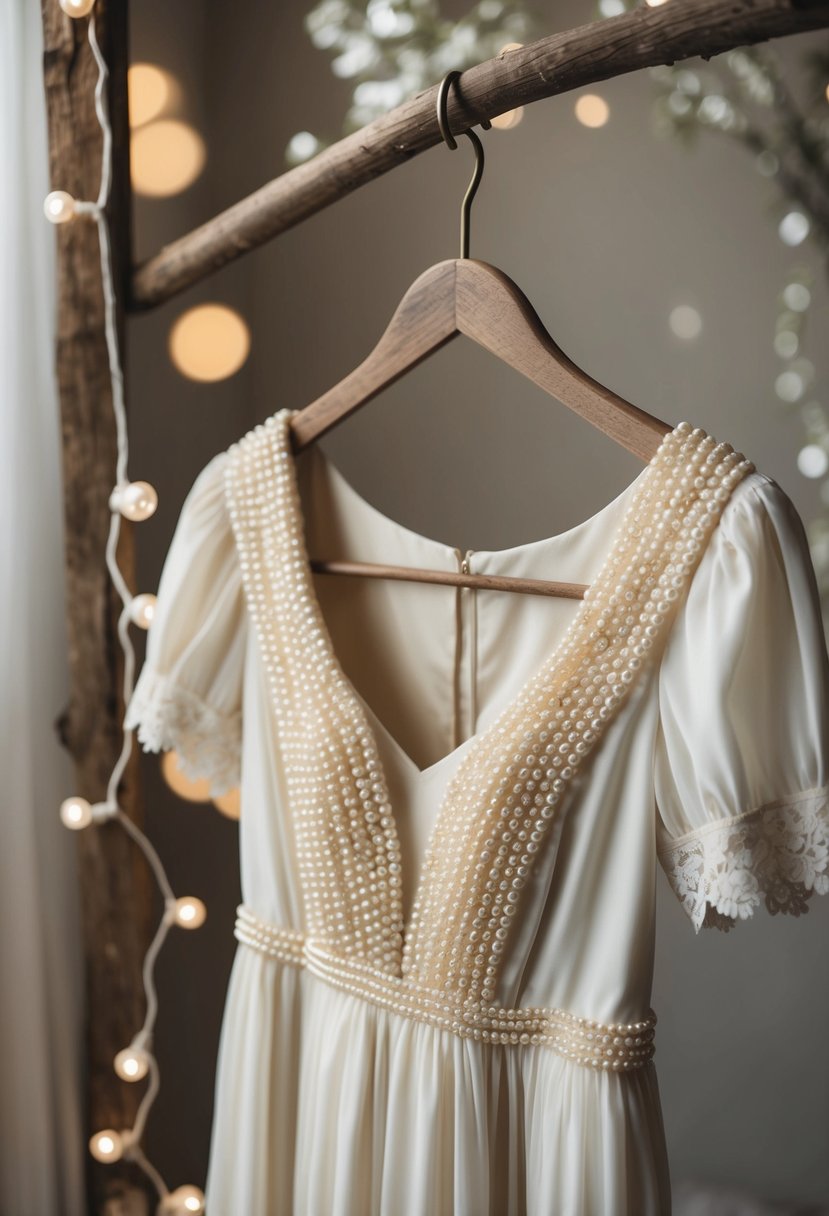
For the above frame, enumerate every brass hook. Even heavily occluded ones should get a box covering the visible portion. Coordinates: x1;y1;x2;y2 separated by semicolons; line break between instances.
436;71;491;260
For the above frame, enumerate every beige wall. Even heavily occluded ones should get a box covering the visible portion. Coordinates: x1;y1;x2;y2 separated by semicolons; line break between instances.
129;0;829;1203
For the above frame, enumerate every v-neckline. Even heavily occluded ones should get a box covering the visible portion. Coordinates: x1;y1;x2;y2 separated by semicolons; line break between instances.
297;423;659;779
227;411;754;982
271;406;687;971
353;683;481;782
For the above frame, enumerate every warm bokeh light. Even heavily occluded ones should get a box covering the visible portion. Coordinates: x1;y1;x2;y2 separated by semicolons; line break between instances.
168;304;251;382
131;119;206;197
161;750;212;802
89;1129;126;1163
173;896;207;929
491;107;524;130
59;0;95;15
668;305;702;341
114;1046;150;1082
129;593;157;630
574;94;610;128
212;787;242;820
127;63;173;128
60;796;92;830
160;1186;206;1216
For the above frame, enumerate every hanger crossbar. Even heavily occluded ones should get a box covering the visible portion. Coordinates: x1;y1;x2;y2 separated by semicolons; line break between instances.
309;557;588;600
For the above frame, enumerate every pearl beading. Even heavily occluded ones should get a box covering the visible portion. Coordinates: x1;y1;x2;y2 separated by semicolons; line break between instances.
224;411;755;1007
234;902;658;1069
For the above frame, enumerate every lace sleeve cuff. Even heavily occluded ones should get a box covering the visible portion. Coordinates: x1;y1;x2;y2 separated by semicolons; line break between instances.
124;665;242;797
657;786;829;933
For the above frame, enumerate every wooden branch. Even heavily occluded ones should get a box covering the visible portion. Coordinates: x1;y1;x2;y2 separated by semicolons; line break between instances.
40;3;153;1214
131;0;829;310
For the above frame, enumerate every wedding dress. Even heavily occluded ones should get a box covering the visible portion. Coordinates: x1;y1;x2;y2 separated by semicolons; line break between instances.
125;411;829;1215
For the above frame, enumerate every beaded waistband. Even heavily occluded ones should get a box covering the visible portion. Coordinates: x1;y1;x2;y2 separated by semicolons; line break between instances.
233;903;656;1072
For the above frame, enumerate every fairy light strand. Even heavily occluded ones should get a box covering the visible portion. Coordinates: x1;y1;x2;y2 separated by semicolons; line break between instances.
47;4;207;1213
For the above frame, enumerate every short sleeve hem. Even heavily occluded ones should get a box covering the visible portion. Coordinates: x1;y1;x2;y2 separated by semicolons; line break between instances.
657;785;829;933
125;663;242;797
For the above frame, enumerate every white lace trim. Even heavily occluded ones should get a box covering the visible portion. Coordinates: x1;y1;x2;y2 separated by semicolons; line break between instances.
657;786;829;932
124;665;242;797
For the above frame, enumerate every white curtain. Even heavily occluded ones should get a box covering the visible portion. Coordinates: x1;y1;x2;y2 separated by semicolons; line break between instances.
0;3;87;1213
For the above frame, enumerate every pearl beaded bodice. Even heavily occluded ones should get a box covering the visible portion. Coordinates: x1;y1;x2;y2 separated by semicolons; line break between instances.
224;411;755;1014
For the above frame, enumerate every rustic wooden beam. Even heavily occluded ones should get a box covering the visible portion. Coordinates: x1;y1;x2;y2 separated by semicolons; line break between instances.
40;2;154;1214
130;0;829;310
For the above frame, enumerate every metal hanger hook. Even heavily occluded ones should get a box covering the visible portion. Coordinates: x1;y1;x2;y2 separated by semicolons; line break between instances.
436;71;491;260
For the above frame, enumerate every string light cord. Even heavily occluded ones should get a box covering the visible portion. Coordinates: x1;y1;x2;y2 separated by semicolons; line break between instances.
46;5;208;1213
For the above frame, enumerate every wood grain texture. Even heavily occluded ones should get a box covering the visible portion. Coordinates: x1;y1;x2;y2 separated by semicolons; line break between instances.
310;557;590;599
292;257;672;597
288;259;670;458
39;2;153;1212
131;0;829;309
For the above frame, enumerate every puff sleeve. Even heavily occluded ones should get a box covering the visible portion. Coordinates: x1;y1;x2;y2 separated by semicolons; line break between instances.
124;451;246;796
654;471;829;933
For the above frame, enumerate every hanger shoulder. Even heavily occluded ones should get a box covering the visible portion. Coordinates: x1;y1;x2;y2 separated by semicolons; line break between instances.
455;259;670;461
291;256;670;461
290;259;461;451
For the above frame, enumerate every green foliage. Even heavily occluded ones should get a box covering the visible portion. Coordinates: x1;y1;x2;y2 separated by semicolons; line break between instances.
287;0;541;163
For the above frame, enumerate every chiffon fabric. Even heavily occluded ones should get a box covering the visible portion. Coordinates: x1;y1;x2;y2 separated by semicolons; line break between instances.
125;417;829;1216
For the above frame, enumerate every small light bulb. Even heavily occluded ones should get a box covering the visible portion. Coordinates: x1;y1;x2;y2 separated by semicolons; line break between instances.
60;0;95;15
43;190;76;224
160;1185;206;1215
173;1185;206;1214
173;896;207;929
60;796;93;830
129;593;157;629
110;480;158;521
114;1046;151;1082
89;1128;126;1163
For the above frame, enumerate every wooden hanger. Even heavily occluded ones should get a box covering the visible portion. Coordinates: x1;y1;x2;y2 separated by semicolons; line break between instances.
288;70;672;601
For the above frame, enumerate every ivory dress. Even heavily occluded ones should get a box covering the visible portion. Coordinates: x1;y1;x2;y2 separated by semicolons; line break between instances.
125;410;829;1216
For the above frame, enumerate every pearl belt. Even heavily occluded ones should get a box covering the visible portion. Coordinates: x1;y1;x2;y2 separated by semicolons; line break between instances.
234;903;657;1072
